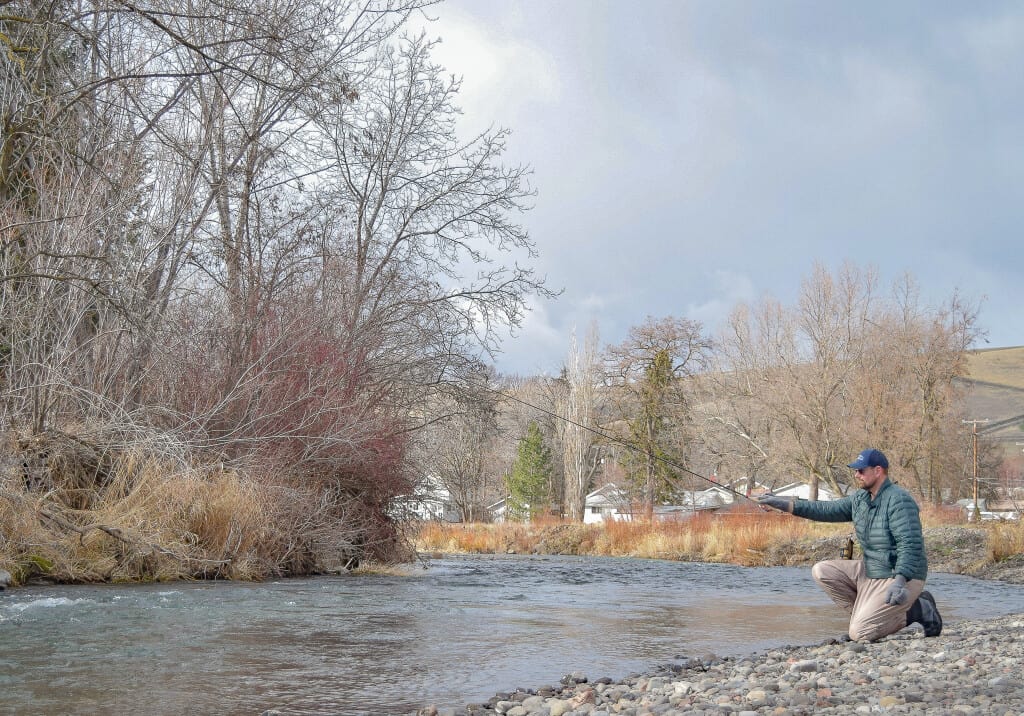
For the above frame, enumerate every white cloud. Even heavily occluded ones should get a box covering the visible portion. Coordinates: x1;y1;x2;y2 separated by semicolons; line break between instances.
423;7;560;139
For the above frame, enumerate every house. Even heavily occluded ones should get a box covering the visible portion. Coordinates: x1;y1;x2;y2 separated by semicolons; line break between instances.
583;483;631;524
956;498;1021;522
771;481;845;502
487;497;508;523
583;482;746;523
723;478;771;497
392;475;461;522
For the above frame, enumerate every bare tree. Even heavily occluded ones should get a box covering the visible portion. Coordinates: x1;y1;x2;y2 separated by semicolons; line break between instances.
697;263;982;504
2;0;554;566
695;302;779;494
418;373;503;522
854;275;981;502
604;316;712;517
558;323;602;521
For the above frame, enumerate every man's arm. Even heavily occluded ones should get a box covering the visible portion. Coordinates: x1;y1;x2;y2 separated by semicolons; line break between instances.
792;494;854;522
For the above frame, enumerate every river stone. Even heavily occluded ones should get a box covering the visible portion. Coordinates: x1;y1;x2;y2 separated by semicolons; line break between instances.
561;671;588;685
521;695;543;710
646;677;667;692
547;699;571;716
0;569;11;589
744;688;768;706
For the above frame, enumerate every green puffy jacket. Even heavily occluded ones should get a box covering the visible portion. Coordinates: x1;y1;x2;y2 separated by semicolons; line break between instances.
791;478;927;581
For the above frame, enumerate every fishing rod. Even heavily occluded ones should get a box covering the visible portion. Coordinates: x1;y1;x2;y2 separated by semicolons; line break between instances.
478;383;759;504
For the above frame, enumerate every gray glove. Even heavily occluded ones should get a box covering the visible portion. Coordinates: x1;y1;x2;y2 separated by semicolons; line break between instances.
757;495;793;513
885;574;908;605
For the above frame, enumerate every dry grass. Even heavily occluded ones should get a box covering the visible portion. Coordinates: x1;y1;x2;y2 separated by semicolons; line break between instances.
414;504;1006;569
920;504;965;528
988;521;1024;562
966;346;1024;389
349;562;418;576
415;511;850;566
589;512;848;565
0;444;281;585
416;520;549;555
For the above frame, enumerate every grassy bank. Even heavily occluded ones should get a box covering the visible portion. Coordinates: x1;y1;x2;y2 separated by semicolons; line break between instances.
416;507;1024;573
1;447;290;584
0;430;378;586
416;512;852;566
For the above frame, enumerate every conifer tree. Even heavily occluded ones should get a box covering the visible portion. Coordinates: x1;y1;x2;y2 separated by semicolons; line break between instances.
505;421;553;521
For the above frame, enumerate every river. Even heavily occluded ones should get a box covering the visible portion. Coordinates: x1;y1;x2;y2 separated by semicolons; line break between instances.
2;554;1023;715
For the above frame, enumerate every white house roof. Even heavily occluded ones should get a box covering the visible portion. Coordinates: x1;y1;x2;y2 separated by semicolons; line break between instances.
772;481;845;501
586;483;625;499
723;477;769;494
585;483;630;506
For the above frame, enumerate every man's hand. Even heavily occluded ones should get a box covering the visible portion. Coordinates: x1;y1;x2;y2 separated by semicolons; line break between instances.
885;574;908;605
757;495;793;513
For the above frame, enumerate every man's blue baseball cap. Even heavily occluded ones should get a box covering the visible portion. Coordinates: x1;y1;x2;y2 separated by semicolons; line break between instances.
848;448;888;470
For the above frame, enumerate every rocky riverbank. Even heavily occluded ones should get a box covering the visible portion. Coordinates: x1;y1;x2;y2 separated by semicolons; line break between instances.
419;612;1024;715
762;526;1024;585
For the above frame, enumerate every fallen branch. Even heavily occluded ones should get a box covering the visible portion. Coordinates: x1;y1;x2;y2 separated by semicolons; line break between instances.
37;505;232;567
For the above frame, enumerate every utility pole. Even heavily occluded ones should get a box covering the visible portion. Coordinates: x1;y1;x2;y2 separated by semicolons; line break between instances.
1016;442;1024;503
963;419;989;521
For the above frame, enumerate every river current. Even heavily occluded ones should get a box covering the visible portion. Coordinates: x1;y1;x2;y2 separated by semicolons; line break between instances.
2;554;1023;715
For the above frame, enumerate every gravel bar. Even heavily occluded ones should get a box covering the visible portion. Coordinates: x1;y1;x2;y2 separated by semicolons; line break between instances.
418;613;1024;716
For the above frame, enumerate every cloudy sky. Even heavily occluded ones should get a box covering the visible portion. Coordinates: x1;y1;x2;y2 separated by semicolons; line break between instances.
422;1;1024;376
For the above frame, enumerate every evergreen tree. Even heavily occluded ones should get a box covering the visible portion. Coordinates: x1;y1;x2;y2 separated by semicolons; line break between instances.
627;349;679;513
505;421;553;521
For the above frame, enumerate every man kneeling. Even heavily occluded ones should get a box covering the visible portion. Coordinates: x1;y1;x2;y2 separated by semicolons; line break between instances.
759;449;942;642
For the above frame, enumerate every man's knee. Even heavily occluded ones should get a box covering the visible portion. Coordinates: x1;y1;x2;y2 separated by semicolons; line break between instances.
849;621;902;643
812;559;852;584
848;608;908;643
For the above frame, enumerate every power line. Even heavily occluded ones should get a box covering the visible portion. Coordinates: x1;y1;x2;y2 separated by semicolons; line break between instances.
481;383;756;503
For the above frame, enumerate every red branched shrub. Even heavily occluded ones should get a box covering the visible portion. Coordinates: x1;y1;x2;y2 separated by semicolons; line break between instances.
164;302;416;565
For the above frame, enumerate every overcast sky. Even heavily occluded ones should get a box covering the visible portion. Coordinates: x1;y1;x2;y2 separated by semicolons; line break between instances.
422;1;1024;376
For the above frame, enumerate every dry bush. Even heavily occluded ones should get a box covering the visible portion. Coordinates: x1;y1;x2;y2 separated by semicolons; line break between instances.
0;427;341;584
988;522;1024;562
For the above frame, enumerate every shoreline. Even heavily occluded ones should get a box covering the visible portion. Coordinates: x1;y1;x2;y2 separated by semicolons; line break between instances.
419;612;1024;715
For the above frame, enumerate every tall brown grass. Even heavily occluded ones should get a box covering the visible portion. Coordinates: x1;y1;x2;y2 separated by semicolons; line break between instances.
416;518;559;555
415;512;849;566
988;521;1024;562
0;445;291;585
415;505;1009;568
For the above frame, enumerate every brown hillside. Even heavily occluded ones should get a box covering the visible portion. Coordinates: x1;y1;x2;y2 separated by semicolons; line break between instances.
965;346;1024;390
960;346;1024;450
